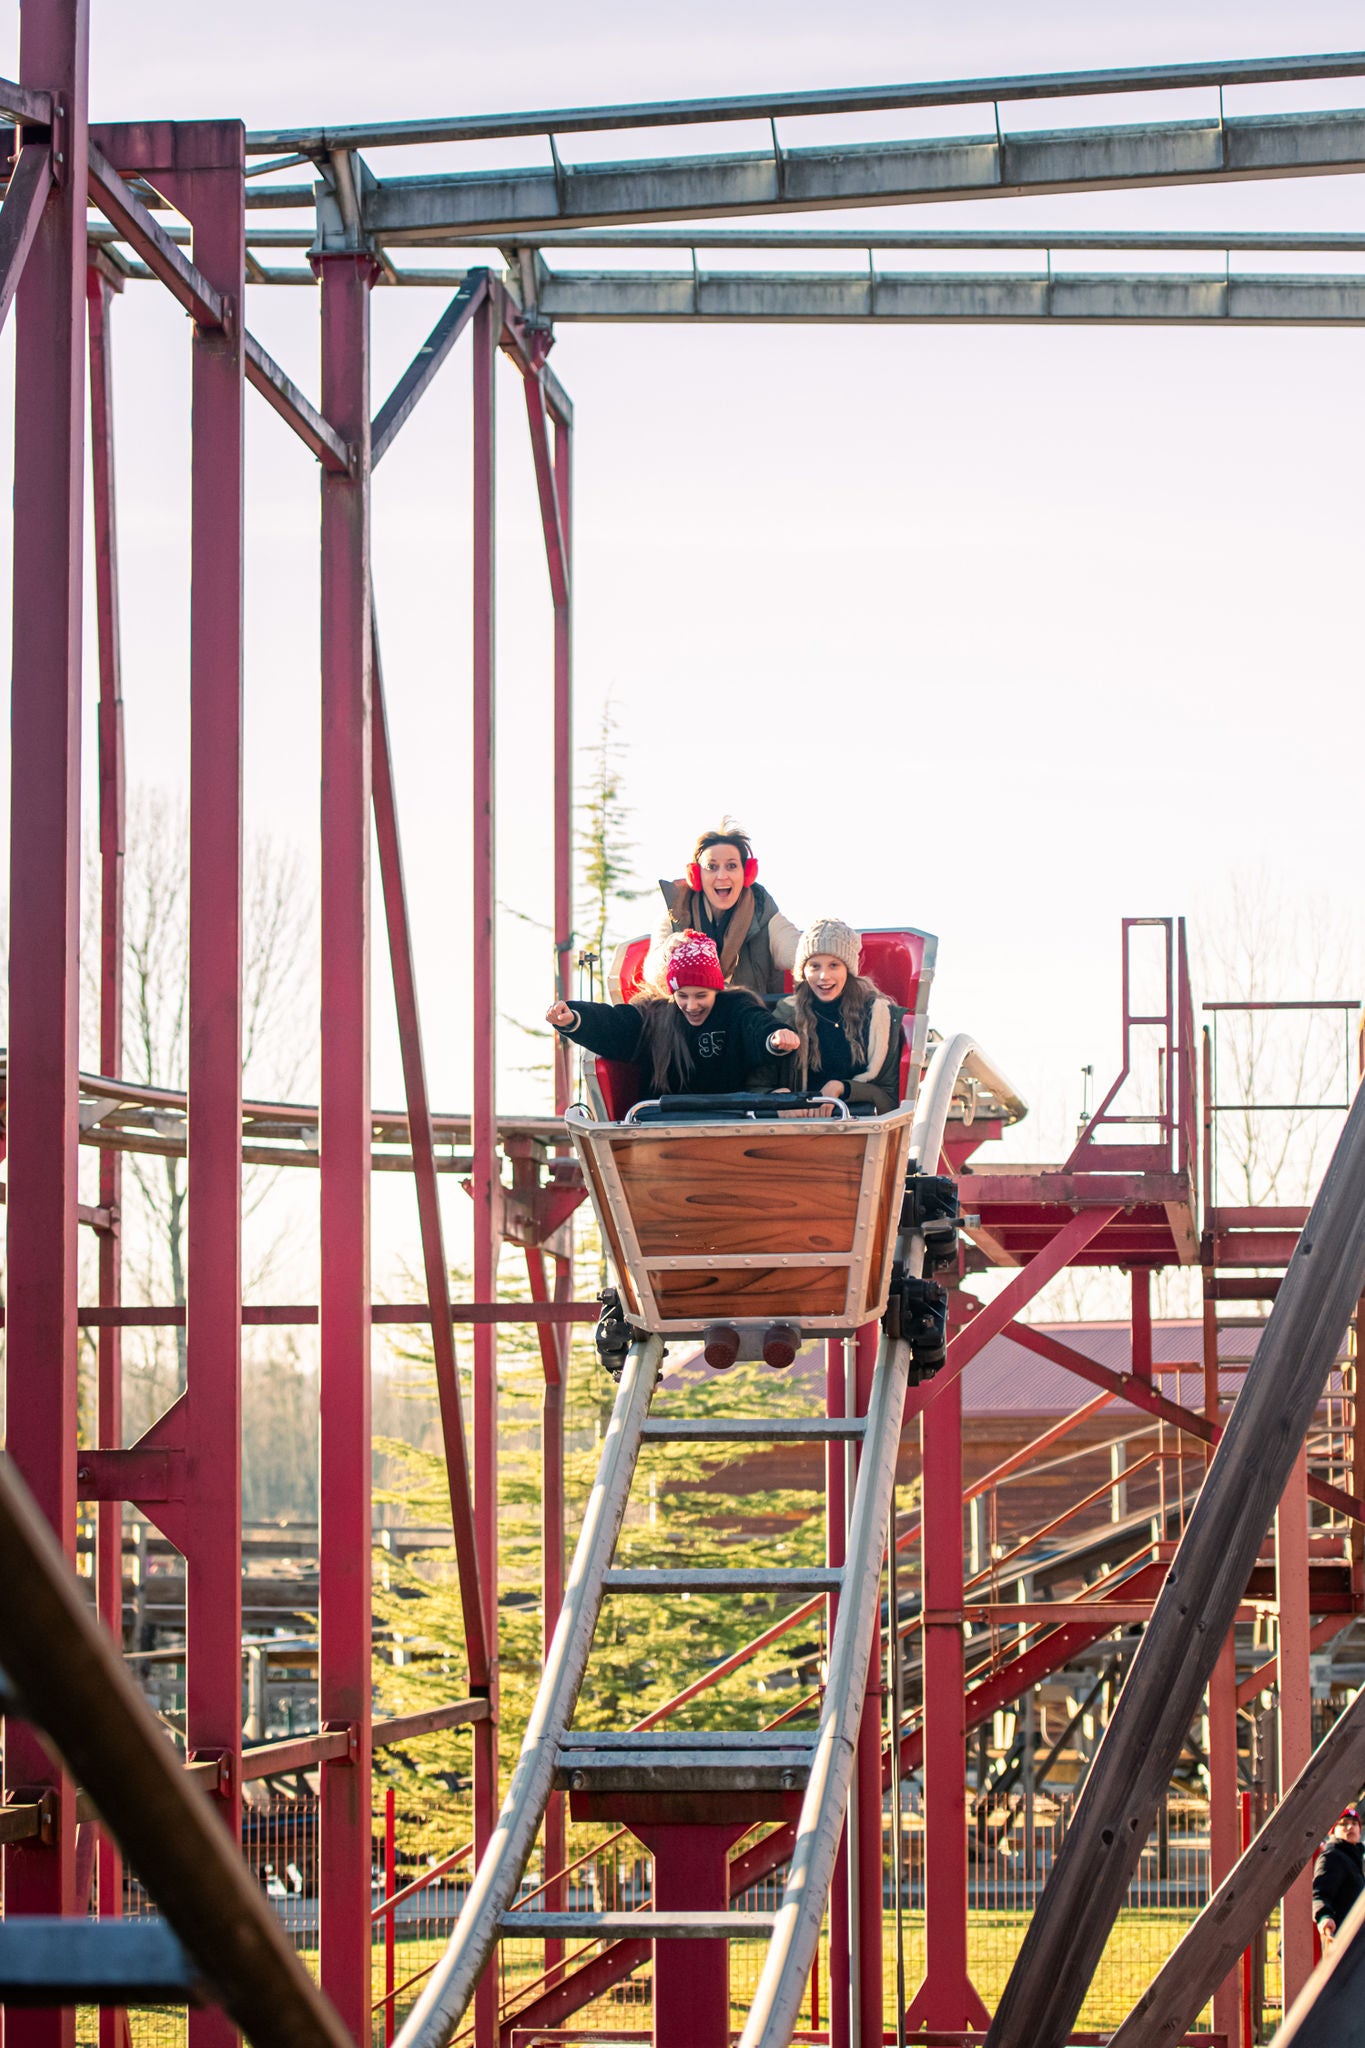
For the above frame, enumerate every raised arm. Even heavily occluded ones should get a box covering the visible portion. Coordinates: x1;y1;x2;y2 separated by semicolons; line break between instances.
545;998;647;1064
732;995;798;1068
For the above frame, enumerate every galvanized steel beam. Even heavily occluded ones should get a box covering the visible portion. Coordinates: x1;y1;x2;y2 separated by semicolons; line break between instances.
245;49;1365;154
361;108;1365;242
531;267;1365;324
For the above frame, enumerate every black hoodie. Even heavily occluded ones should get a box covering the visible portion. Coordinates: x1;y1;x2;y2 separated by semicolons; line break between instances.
555;991;777;1095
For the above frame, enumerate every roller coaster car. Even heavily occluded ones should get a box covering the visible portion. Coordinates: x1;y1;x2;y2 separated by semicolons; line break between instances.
566;928;936;1346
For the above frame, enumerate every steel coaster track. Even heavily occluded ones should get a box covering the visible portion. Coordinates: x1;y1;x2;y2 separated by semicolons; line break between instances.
395;1032;982;2048
395;1329;665;2045
737;1031;983;2047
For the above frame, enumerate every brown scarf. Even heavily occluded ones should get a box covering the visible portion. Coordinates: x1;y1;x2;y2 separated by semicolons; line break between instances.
666;878;756;983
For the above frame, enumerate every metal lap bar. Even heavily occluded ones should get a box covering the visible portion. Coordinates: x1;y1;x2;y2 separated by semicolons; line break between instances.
738;1030;978;2048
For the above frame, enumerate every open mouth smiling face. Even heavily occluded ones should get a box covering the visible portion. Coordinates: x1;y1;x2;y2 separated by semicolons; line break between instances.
698;844;745;914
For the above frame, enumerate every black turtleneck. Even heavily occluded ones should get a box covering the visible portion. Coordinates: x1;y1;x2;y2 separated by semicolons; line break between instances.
810;994;856;1086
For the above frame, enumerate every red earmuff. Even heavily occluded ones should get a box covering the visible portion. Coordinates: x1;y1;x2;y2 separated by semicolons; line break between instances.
688;854;758;892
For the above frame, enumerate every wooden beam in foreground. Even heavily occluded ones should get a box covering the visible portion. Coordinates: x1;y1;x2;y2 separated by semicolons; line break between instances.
984;1085;1365;2048
1110;1687;1365;2047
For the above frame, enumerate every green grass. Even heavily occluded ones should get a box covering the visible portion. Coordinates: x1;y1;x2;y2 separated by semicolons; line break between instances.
98;1904;1280;2046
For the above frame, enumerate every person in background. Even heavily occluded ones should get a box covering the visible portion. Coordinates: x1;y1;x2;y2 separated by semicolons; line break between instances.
547;929;798;1098
769;917;906;1113
650;823;800;997
1313;1805;1365;1946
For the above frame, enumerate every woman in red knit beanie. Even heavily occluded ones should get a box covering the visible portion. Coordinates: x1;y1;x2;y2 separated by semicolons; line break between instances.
547;930;798;1098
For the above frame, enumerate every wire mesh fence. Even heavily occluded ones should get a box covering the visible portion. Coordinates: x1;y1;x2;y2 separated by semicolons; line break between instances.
69;1781;1298;2045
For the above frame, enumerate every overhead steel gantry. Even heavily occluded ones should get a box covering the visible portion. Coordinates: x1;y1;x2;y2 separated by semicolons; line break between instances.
3;14;1365;2048
42;45;1365;330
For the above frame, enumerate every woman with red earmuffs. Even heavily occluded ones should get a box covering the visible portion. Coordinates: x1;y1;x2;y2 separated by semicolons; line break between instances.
649;822;800;998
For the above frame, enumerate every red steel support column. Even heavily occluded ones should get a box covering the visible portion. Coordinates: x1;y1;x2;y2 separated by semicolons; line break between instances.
905;1367;988;2034
1131;1268;1152;1380
552;411;573;1106
1277;1446;1314;2003
826;1340;852;2048
527;1246;567;1981
87;257;127;2048
4;5;89;2037
854;1325;884;2048
1204;1292;1242;2044
470;290;500;2048
1208;1631;1242;2044
172;131;248;2048
633;1822;749;2048
372;631;489;1689
317;248;377;2042
528;360;573;1967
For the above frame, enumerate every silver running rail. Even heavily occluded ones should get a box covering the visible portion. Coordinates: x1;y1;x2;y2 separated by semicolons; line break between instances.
394;1333;664;2048
737;1029;990;2048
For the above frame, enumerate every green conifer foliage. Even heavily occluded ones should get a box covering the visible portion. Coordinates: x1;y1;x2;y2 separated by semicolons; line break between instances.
372;1259;834;1857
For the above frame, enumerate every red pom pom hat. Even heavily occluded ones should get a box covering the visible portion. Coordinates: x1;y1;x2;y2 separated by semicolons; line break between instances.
665;929;726;992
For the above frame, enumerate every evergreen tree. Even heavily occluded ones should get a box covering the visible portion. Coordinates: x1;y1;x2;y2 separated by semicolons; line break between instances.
371;1263;835;1856
574;702;647;1001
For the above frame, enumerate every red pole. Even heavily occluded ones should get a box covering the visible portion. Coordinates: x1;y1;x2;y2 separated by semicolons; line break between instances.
1277;1446;1314;2004
316;246;377;2041
632;1821;749;2048
385;1785;397;2046
1131;1268;1152;1380
4;3;90;2037
527;1246;567;1985
173;125;248;2048
527;346;574;1984
552;410;574;1110
371;627;489;1687
87;255;127;2048
854;1325;884;2048
904;1367;988;2033
1207;1631;1242;2045
1204;1289;1241;2046
470;287;501;2048
826;1339;851;2048
1240;1790;1254;2048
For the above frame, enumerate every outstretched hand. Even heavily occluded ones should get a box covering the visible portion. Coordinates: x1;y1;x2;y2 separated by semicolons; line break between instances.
767;1028;800;1055
546;1000;577;1030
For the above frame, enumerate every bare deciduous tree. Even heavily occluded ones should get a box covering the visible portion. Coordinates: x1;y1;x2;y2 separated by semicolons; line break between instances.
1195;869;1359;1209
80;786;316;1408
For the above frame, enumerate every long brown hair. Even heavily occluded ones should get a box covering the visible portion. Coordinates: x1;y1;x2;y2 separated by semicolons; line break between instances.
632;996;694;1092
790;973;886;1089
630;987;764;1093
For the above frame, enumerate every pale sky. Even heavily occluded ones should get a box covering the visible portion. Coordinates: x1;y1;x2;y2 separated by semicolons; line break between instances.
3;0;1363;1309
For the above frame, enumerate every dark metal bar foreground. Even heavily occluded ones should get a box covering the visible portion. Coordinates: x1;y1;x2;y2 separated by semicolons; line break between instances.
0;1444;352;2048
985;1083;1365;2048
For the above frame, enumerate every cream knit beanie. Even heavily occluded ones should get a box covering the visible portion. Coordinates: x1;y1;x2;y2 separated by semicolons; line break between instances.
796;918;862;978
